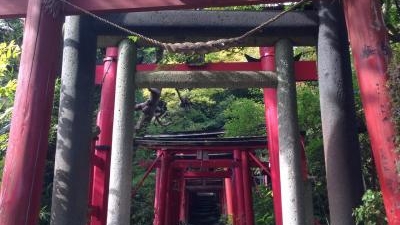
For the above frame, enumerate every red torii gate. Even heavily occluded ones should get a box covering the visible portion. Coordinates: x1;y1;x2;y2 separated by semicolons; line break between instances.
0;0;398;225
134;135;271;225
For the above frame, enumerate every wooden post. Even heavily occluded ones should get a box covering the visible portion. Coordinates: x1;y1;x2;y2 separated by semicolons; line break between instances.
241;151;254;225
153;150;162;225
233;149;246;225
343;0;400;224
179;174;187;224
106;40;136;225
165;167;177;225
224;177;235;224
156;152;171;225
0;0;63;224
276;39;306;225
50;15;96;225
260;47;283;225
318;1;364;224
89;47;119;225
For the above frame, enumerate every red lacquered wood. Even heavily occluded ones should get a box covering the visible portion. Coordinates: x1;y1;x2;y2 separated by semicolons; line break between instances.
0;0;62;224
260;47;283;225
88;47;118;225
343;0;400;224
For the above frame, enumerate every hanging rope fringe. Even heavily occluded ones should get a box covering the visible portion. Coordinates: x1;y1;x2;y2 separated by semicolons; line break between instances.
46;0;308;54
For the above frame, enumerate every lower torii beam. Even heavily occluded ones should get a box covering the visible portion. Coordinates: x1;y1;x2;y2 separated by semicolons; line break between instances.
0;0;63;224
50;16;97;225
106;40;136;225
276;39;306;225
135;71;277;89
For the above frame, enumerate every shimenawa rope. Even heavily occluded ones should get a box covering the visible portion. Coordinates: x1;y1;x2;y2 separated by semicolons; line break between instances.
43;0;308;54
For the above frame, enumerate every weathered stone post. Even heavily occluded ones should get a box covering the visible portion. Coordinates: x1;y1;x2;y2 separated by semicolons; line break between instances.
276;39;306;225
50;15;97;225
106;39;136;225
318;1;364;224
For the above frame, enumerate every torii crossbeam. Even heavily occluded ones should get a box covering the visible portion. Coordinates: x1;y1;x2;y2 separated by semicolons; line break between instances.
1;0;292;18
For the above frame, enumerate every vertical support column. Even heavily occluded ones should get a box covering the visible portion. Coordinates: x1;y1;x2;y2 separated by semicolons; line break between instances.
50;16;96;225
233;149;245;225
0;0;63;224
224;177;235;224
89;47;118;225
318;1;364;224
343;1;400;224
260;47;282;225
241;151;254;225
153;150;162;225
179;174;187;224
106;40;136;225
276;39;305;225
165;167;177;225
156;151;171;225
300;135;314;225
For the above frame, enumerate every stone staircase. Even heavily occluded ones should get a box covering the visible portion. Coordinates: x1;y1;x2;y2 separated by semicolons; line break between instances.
189;193;221;225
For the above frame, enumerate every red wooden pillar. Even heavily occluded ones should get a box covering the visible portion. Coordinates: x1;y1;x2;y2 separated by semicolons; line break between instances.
224;177;235;224
179;174;187;224
221;189;226;214
0;0;63;224
153;150;162;225
88;47;118;225
242;151;255;225
343;1;400;224
234;149;246;225
260;47;282;225
165;167;178;225
156;151;171;225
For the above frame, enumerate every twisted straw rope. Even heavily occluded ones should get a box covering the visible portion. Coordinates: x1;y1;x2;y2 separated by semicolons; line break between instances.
44;0;308;54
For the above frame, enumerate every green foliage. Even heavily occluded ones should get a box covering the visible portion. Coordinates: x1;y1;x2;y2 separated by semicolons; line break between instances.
0;19;24;44
296;82;330;222
0;41;20;103
353;190;387;225
0;40;21;183
131;148;156;224
253;186;274;225
223;98;265;137
382;0;400;42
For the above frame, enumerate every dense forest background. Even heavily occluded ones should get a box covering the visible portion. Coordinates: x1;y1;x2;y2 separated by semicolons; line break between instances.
0;1;399;224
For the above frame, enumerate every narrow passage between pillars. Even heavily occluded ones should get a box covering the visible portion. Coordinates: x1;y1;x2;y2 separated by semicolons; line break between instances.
88;47;119;225
276;39;306;225
106;40;137;225
50;15;96;225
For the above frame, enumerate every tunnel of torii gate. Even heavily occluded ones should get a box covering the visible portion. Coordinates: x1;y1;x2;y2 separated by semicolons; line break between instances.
133;133;290;225
0;0;398;225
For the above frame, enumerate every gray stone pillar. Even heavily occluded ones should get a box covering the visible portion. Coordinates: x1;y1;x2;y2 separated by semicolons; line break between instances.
318;1;364;224
276;39;306;225
106;39;136;225
50;16;96;225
